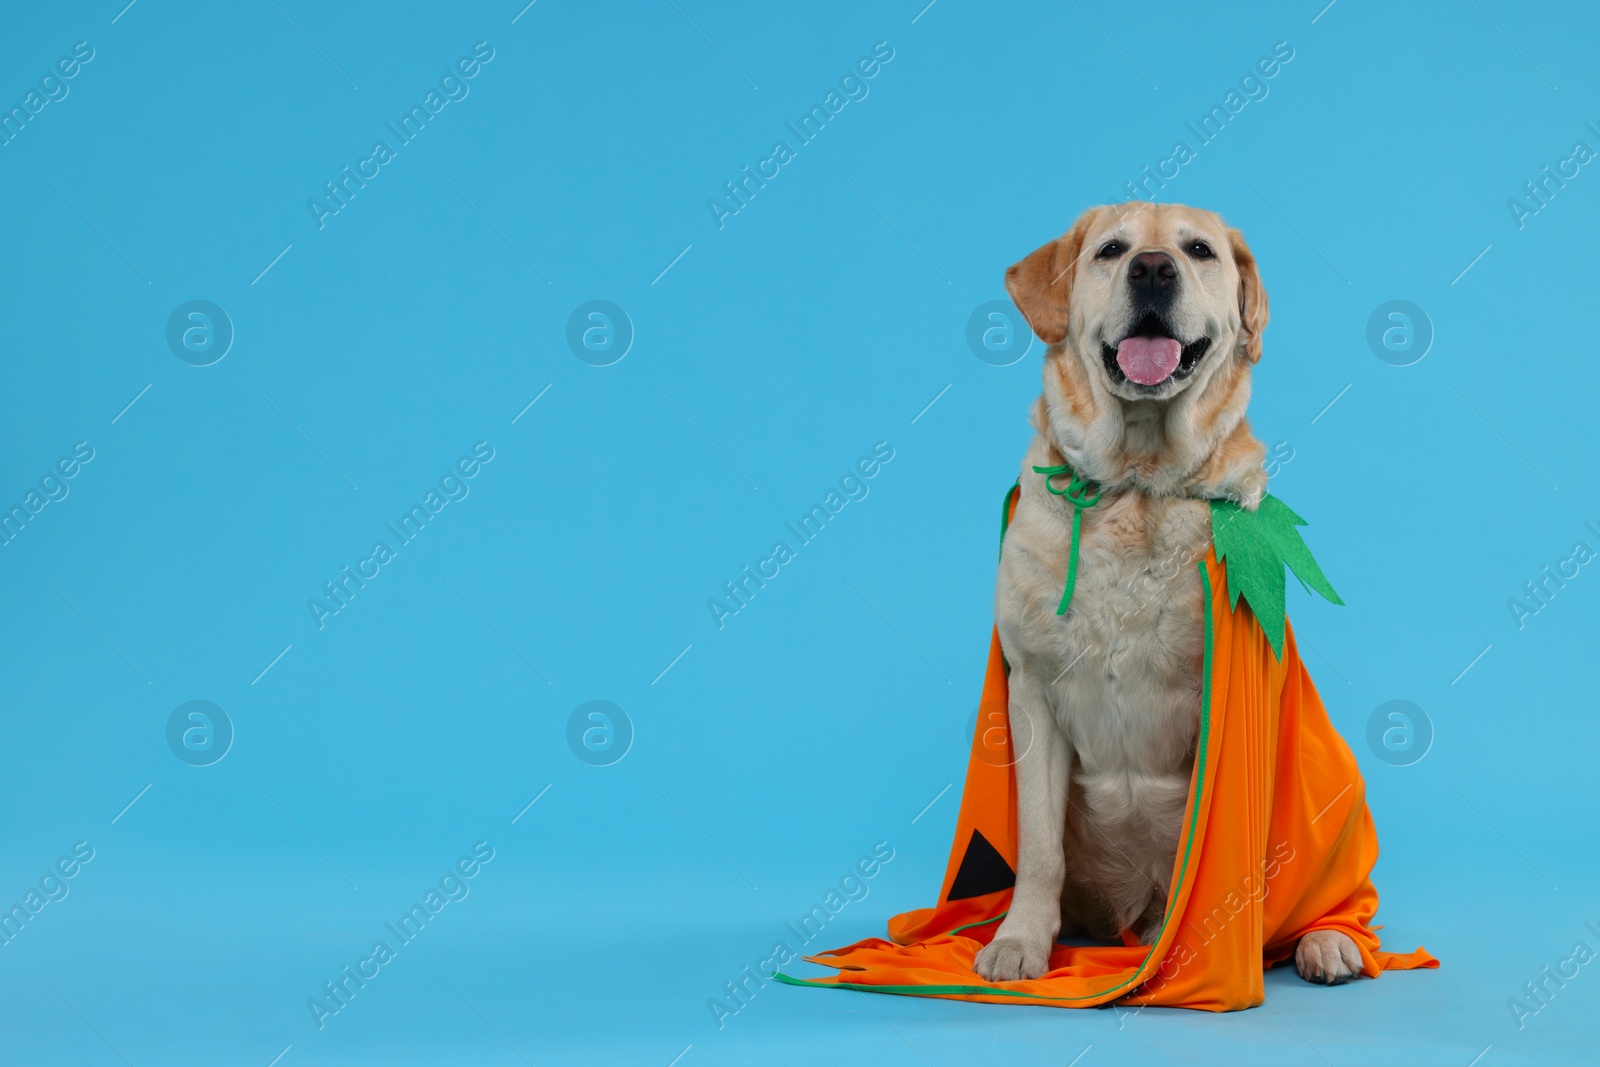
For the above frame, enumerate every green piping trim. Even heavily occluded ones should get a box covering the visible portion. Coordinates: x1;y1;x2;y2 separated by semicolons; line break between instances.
782;560;1218;1004
772;971;1079;1000
1030;464;1102;616
947;912;1006;936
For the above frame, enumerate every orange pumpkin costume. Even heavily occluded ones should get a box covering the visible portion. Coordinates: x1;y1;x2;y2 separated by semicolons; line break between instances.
778;485;1436;1011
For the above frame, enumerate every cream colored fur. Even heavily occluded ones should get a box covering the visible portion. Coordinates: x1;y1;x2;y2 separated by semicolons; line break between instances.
972;203;1360;986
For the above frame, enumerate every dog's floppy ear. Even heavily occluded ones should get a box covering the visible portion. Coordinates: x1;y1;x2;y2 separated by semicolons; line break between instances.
1229;227;1269;363
1005;209;1098;346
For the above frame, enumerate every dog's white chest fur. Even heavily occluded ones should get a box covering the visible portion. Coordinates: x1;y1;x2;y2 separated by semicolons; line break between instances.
995;449;1211;935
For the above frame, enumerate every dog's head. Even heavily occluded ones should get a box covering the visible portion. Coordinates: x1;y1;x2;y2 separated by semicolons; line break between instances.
1008;202;1266;398
1006;203;1269;499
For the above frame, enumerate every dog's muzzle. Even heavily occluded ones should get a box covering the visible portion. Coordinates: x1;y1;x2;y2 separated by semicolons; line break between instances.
1102;253;1211;388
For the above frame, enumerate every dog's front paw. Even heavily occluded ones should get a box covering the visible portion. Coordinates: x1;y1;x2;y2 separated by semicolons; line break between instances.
974;936;1052;982
1294;930;1362;985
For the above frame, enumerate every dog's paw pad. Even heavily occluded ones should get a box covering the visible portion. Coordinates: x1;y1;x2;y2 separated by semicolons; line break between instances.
973;936;1051;982
1294;929;1362;985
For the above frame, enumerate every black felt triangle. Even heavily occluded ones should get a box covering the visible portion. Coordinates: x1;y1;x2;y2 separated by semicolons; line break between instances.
945;829;1015;901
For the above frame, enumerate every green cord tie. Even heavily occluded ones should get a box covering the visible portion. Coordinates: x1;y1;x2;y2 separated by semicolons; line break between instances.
1031;464;1102;617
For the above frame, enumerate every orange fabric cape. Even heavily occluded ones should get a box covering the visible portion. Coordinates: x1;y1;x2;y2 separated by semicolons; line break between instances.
779;492;1436;1011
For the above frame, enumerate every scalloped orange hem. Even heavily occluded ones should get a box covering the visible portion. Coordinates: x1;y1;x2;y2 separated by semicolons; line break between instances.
785;546;1436;1011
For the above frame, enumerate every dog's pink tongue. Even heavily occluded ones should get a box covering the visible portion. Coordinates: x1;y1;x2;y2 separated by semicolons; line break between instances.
1116;337;1182;385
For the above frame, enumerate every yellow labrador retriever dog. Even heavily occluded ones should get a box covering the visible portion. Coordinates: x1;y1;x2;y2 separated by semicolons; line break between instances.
972;203;1361;986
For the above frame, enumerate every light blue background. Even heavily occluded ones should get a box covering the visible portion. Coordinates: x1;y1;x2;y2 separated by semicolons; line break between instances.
1;1;1596;1063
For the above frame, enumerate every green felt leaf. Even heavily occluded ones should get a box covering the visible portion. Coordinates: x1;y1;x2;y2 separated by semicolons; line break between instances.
1209;495;1342;658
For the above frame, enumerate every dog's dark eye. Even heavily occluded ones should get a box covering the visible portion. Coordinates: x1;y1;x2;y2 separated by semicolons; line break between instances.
1095;241;1125;260
1187;240;1215;259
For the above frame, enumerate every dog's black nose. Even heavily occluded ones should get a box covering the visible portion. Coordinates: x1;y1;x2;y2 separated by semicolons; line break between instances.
1127;251;1177;297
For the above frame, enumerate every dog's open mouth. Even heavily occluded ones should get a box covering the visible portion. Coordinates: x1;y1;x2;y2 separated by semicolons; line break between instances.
1101;313;1210;387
